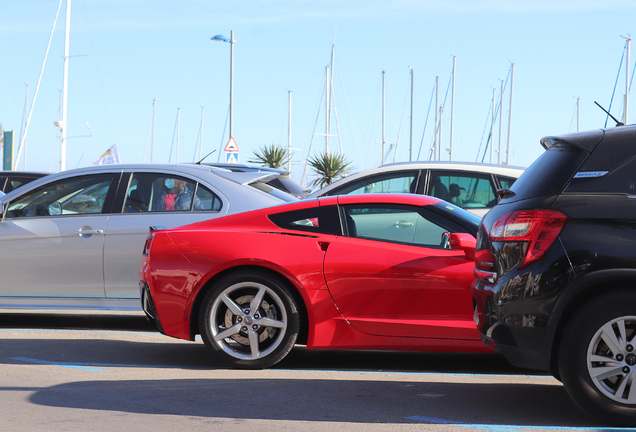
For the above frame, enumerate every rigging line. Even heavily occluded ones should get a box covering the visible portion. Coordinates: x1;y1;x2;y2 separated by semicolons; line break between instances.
191;119;201;162
19;84;28;150
367;76;382;143
49;128;59;172
568;99;578;133
142;101;153;163
334;52;360;155
215;105;230;163
15;0;64;170
393;72;412;163
0;75;20;128
328;64;344;155
417;78;436;160
79;0;113;144
168;111;179;163
331;86;343;155
477;103;494;163
302;81;326;185
475;70;510;162
631;48;636;92
606;42;625;127
441;69;453;110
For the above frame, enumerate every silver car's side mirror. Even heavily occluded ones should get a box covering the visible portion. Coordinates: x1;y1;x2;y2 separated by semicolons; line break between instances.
49;202;62;216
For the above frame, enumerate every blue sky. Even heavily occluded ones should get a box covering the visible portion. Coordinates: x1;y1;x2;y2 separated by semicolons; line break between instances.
2;0;636;188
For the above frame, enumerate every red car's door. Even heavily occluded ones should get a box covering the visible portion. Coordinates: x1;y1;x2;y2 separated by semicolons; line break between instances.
323;204;477;339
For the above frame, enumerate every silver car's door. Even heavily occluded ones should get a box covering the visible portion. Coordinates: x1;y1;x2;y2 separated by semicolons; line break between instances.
0;173;115;299
103;171;228;299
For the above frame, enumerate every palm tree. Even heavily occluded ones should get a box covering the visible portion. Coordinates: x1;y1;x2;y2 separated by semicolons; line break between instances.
248;144;291;169
308;152;352;189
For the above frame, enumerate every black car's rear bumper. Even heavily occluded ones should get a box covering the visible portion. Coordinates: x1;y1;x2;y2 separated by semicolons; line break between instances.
472;279;552;371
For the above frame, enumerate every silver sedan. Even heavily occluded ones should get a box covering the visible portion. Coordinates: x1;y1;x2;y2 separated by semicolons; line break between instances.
0;163;293;311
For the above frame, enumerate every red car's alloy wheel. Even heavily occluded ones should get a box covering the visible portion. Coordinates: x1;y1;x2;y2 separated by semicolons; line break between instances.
198;270;300;369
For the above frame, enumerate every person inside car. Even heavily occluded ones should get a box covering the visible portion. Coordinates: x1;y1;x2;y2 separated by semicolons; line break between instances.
153;178;203;211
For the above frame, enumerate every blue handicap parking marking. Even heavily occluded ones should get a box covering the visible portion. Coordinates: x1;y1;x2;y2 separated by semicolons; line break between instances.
407;415;636;431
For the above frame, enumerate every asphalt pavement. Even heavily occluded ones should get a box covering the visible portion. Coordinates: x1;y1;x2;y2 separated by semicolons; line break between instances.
0;310;623;432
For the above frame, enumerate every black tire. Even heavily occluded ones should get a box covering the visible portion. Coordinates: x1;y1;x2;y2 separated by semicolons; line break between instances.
198;269;300;369
558;290;636;426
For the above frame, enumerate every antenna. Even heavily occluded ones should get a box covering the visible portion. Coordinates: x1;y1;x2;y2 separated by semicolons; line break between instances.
196;149;217;165
595;101;624;126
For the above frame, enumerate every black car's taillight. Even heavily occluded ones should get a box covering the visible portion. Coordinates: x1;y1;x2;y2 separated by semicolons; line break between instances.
489;209;567;268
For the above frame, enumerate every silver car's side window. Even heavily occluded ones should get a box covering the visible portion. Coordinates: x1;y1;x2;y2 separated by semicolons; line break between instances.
327;171;420;196
123;173;221;213
6;174;113;218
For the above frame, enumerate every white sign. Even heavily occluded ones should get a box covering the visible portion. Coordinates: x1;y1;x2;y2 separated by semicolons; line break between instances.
224;137;239;152
226;152;239;164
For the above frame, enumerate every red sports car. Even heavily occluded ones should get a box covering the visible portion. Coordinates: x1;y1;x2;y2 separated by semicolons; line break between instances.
139;193;492;369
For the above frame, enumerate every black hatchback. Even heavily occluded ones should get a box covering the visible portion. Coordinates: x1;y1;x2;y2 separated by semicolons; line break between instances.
472;125;636;426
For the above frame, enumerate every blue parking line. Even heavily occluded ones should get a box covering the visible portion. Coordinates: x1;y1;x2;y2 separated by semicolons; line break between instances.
11;357;182;372
12;357;109;372
0;329;158;337
407;416;636;431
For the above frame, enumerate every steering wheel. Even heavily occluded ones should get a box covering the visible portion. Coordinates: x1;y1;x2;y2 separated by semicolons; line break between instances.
35;204;50;216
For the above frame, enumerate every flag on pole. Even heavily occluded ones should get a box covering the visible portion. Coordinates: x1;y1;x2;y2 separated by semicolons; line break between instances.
93;144;120;165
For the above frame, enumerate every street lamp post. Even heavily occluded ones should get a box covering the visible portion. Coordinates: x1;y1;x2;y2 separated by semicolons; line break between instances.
211;31;235;142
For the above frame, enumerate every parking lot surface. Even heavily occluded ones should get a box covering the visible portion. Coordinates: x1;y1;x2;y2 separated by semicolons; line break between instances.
0;310;622;431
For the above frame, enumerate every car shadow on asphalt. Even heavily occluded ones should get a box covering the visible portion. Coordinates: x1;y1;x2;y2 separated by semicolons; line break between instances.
6;377;605;428
0;316;611;429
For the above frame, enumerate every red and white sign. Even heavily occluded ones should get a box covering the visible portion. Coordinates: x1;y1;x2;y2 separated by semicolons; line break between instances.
224;137;239;152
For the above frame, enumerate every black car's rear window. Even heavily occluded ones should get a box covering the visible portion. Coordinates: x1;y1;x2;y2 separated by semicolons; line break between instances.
504;143;587;202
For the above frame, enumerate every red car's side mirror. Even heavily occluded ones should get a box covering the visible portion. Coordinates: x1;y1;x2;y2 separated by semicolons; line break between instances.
449;232;476;261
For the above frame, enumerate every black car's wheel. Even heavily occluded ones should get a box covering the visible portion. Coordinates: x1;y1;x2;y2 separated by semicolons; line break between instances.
199;270;300;369
558;290;636;426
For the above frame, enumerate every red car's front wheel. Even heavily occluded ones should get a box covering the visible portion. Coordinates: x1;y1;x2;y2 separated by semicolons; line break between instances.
199;270;300;369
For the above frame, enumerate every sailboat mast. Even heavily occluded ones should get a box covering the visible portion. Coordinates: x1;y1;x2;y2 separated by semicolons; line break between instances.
382;70;385;165
287;91;292;171
625;36;630;125
434;76;439;161
325;66;330;153
498;80;503;164
151;98;156;162
176;108;180;163
506;62;515;165
59;0;71;171
24;85;28;170
328;45;335;154
409;68;414;162
199;107;204;161
490;88;496;163
449;56;456;161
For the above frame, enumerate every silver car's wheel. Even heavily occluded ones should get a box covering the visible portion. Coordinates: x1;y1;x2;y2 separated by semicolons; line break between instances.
199;270;299;369
559;291;636;426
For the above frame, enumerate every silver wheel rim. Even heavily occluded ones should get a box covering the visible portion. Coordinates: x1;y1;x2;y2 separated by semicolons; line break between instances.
587;315;636;404
209;282;288;361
